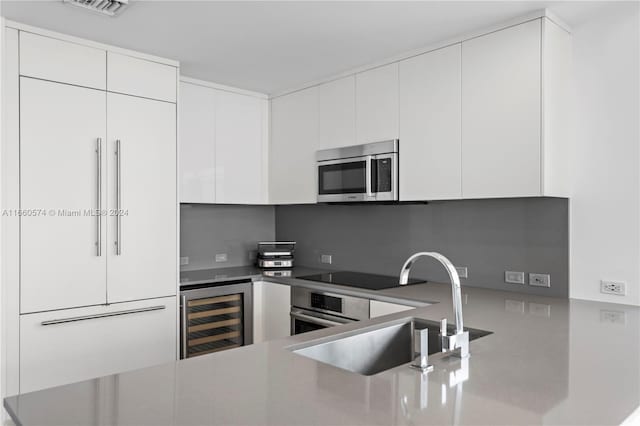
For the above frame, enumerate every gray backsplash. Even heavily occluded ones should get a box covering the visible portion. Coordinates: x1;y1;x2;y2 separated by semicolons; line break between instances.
276;198;569;297
180;204;275;271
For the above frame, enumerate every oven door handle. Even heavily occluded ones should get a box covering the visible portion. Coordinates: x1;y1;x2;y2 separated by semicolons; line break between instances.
290;310;350;328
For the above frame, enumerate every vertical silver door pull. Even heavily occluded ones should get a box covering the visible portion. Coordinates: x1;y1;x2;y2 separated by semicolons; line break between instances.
96;138;102;256
180;295;188;359
115;139;122;255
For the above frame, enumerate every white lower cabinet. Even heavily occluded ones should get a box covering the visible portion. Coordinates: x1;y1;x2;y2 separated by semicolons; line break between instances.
370;300;414;318
19;296;177;394
253;281;291;343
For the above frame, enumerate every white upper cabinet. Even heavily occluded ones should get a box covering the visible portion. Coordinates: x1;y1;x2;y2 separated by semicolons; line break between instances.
107;52;177;102
461;19;543;198
178;80;268;204
267;17;569;203
179;82;217;203
460;18;570;199
541;19;572;198
269;86;319;204
215;90;268;204
355;63;399;144
19;31;106;90
318;76;356;150
399;44;462;201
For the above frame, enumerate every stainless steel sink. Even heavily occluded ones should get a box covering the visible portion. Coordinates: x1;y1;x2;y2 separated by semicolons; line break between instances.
291;318;491;376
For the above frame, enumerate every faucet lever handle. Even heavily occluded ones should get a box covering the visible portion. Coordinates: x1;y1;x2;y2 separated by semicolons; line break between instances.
440;318;448;336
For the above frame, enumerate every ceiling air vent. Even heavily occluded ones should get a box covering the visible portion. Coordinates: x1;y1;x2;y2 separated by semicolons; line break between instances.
63;0;129;17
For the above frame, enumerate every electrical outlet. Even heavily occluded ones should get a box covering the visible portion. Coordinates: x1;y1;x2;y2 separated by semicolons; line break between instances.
600;309;626;325
455;266;468;279
601;280;626;296
215;253;228;263
529;273;551;288
180;256;189;266
505;271;525;284
320;254;332;264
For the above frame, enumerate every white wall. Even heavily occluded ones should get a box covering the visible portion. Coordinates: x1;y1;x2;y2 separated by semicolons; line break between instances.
0;16;4;405
569;2;640;306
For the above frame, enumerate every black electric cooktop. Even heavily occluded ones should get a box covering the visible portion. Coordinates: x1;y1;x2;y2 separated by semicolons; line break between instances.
298;271;425;291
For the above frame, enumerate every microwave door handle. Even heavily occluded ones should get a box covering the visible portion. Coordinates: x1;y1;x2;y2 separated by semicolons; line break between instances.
366;155;373;197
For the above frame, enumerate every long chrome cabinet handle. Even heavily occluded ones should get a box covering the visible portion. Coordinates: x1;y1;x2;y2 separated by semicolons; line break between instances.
96;138;102;257
180;295;188;359
366;155;373;197
41;305;166;326
115;139;122;255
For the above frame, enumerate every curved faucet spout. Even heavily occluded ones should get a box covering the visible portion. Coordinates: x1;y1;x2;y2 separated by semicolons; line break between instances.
399;252;464;335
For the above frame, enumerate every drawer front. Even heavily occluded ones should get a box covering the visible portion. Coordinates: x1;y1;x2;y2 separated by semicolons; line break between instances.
20;297;177;394
107;52;177;102
20;31;106;90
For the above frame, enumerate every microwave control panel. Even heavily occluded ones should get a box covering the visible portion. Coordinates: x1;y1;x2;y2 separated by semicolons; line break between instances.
373;158;392;193
310;293;342;314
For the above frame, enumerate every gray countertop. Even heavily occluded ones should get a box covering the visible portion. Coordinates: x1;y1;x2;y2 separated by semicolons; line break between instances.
180;266;435;307
5;268;640;425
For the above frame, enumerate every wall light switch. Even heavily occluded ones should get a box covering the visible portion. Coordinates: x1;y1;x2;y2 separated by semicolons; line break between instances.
505;271;525;284
320;254;332;264
529;273;551;288
215;253;228;263
455;266;468;279
180;257;189;266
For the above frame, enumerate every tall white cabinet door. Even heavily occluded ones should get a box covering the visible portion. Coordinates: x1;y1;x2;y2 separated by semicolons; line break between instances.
179;82;216;203
215;90;267;204
106;93;177;303
399;44;462;200
20;77;107;313
269;86;319;204
461;20;542;198
355;63;399;144
318;76;356;150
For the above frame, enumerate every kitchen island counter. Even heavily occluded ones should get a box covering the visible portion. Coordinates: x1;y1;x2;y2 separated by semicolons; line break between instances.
5;278;640;425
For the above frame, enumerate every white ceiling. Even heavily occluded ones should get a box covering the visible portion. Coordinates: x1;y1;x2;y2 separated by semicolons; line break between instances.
0;0;617;95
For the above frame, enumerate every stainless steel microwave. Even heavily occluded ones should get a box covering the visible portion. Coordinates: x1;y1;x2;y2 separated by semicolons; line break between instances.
316;140;398;203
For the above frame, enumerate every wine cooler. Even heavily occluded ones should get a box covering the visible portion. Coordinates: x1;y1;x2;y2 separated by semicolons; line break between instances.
180;279;253;359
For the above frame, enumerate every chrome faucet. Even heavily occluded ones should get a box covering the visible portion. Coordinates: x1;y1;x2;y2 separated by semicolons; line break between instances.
400;252;469;359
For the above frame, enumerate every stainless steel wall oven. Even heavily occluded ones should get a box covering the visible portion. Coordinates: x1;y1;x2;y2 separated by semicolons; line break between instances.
290;287;370;335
